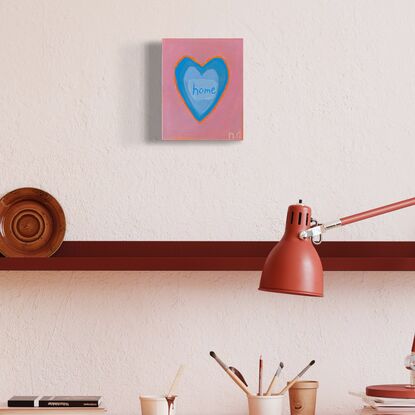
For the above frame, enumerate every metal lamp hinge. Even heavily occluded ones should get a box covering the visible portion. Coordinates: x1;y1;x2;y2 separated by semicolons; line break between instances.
298;219;342;244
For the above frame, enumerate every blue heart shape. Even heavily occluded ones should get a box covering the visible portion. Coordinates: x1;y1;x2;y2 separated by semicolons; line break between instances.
175;57;228;122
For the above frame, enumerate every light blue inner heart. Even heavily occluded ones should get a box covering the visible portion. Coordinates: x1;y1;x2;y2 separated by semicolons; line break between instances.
175;57;228;121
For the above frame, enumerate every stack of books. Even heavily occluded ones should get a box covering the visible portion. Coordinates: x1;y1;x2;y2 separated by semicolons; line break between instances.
1;397;105;415
352;393;415;415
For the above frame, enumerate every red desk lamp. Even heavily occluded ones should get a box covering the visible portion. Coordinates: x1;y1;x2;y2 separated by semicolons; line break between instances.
259;198;415;399
259;197;415;297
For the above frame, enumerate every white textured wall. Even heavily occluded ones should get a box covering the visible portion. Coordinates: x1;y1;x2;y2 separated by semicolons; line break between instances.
0;1;414;415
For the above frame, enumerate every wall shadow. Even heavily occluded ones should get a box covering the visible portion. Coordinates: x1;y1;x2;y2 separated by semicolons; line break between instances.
144;41;162;143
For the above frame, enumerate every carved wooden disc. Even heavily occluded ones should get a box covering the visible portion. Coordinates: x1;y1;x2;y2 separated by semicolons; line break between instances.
0;188;66;257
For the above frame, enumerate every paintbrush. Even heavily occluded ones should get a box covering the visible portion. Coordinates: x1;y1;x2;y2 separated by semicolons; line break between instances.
167;365;185;397
210;351;253;396
265;361;284;396
229;366;248;386
276;360;315;395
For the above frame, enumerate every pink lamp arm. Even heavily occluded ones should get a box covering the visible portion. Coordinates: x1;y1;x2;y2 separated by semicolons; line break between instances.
340;197;415;226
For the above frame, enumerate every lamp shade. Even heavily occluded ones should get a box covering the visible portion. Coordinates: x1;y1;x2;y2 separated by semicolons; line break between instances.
259;203;324;297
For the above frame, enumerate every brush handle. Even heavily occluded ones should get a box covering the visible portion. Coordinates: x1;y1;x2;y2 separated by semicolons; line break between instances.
167;365;185;397
211;352;253;396
265;364;283;396
213;354;228;371
265;373;279;396
276;377;299;395
226;368;253;396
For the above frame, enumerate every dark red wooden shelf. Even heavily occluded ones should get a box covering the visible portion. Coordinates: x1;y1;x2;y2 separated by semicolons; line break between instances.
0;241;414;271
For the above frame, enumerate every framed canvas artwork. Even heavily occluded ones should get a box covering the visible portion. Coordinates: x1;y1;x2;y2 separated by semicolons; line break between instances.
162;38;243;141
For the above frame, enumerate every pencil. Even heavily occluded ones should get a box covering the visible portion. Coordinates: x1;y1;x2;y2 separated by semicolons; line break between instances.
258;355;263;396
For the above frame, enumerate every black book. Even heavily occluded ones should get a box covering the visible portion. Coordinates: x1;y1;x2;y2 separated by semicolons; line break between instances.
8;396;102;408
8;397;40;407
39;397;102;408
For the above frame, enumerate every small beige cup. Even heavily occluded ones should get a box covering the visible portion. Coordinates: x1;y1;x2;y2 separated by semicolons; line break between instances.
247;394;284;415
139;395;177;415
288;381;318;415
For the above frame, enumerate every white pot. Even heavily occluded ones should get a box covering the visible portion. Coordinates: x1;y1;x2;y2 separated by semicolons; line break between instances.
247;395;284;415
139;395;177;415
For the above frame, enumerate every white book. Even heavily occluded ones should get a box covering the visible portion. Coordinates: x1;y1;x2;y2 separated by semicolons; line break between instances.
359;407;415;415
349;392;415;408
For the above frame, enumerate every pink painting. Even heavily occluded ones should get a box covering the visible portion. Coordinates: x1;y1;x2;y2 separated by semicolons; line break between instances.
162;38;243;141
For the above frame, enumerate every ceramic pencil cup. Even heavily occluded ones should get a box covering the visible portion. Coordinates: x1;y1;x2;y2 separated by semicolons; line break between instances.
247;394;284;415
288;381;318;415
139;395;177;415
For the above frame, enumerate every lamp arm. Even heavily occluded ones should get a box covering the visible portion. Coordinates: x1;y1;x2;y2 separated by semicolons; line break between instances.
299;197;415;240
